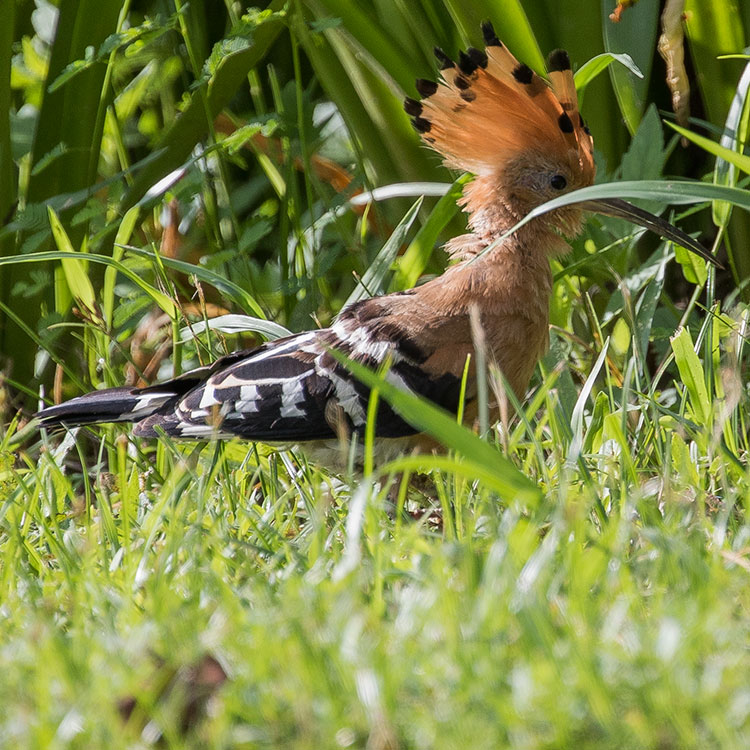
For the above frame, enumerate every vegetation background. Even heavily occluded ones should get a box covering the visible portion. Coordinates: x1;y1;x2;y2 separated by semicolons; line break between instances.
2;0;750;746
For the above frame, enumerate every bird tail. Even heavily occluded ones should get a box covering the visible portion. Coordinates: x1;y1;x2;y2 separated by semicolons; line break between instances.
36;350;251;431
35;387;176;428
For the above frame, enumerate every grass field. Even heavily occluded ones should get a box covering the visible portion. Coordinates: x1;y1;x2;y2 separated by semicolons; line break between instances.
3;0;750;747
7;372;750;747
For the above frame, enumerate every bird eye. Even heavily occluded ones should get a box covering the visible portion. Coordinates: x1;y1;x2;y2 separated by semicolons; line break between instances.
550;174;567;190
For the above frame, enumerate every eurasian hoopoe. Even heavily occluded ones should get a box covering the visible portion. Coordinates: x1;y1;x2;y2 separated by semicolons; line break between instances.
36;23;716;461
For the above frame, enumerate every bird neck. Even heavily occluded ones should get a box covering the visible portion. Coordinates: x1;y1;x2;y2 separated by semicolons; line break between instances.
446;175;570;262
444;223;568;264
435;231;554;325
421;232;553;398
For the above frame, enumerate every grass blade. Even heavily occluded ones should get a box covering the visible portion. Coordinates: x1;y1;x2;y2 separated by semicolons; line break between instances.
666;122;750;176
712;61;750;228
670;326;711;427
0;250;176;318
391;175;468;290
47;207;98;321
344;197;422;308
181;314;290;341
334;351;543;504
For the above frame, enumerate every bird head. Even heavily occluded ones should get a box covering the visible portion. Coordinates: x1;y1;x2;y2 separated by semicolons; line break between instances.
405;25;594;244
405;23;718;267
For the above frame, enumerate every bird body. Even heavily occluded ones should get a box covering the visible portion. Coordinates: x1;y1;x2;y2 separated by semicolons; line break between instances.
36;232;553;454
36;23;716;461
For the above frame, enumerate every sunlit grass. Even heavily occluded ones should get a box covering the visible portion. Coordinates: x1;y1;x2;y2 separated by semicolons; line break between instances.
8;287;750;748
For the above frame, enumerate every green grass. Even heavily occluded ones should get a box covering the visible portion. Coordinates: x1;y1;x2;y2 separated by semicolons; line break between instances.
6;379;750;748
4;1;750;747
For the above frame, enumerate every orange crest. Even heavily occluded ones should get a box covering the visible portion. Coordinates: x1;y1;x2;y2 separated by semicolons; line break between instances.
404;22;595;187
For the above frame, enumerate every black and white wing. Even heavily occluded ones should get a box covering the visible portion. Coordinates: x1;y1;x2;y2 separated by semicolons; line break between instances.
135;332;338;440
36;299;466;442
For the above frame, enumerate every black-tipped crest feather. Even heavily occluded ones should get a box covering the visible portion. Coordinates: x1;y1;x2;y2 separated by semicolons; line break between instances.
433;47;453;69
481;21;501;47
415;78;438;97
547;49;571;72
458;50;478;76
512;64;534;84
403;97;422;116
467;47;488;69
413;116;431;133
557;113;574;133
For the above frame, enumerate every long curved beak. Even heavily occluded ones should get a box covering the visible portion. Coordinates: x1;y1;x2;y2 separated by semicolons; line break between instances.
581;197;722;268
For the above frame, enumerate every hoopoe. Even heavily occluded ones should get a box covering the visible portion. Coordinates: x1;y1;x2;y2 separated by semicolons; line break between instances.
36;23;716;462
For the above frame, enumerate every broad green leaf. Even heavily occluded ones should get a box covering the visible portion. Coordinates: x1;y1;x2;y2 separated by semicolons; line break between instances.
674;243;708;286
670;326;710;427
445;0;544;72
684;0;746;127
602;0;659;134
619;106;667;182
574;52;643;108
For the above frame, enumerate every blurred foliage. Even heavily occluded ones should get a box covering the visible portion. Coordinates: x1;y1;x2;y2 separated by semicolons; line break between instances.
1;0;748;399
